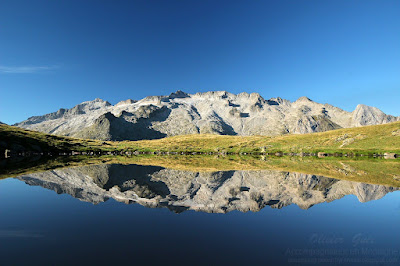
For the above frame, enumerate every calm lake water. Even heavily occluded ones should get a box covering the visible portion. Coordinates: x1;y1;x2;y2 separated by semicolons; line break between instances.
1;163;399;265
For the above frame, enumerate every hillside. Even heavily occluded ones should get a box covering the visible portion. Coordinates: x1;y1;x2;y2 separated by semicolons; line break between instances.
1;121;400;156
14;91;399;141
126;120;400;154
0;123;110;156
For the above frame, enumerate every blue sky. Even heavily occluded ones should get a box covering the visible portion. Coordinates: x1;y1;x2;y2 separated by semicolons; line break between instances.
1;0;399;124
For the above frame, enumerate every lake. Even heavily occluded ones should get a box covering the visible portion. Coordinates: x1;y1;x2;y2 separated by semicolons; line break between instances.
1;159;400;265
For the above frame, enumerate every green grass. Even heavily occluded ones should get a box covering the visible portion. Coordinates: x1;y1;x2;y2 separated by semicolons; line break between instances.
0;124;114;153
2;154;400;187
1;121;400;155
122;121;400;154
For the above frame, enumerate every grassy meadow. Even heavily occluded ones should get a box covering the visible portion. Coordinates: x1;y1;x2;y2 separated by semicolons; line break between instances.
2;154;400;187
1;121;400;155
118;121;400;154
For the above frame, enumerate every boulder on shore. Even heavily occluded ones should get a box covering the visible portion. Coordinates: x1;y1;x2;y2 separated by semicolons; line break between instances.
384;153;398;159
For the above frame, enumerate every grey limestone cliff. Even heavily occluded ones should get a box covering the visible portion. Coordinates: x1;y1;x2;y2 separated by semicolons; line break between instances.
14;91;399;140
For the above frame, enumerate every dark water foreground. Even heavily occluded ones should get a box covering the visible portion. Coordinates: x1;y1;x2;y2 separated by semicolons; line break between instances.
0;158;399;265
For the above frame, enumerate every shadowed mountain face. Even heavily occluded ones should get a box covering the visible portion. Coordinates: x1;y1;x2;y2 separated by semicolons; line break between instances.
16;164;399;213
14;91;399;140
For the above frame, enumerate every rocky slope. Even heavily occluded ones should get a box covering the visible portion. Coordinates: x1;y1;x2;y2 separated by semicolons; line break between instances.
14;91;399;140
16;164;399;213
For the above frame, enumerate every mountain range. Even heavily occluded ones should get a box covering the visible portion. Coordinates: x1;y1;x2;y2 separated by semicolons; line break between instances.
17;163;398;213
14;91;399;141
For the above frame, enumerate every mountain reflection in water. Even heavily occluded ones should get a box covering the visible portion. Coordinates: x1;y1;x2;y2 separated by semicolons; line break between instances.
16;163;399;213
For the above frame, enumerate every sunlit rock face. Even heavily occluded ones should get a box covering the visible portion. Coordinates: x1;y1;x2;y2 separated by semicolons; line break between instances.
14;91;399;140
16;164;399;213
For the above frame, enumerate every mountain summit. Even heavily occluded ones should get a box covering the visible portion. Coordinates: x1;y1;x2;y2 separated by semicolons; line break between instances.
14;91;399;141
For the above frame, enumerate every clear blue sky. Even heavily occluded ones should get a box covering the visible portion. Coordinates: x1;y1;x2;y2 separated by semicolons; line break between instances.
1;0;399;124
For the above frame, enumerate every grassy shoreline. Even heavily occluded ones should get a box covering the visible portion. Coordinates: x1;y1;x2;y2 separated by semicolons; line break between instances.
1;121;400;156
2;154;400;187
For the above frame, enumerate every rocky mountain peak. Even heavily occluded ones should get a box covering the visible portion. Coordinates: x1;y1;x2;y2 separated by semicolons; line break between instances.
85;98;111;106
116;99;137;106
194;90;231;99
352;104;398;127
268;97;291;106
13;90;399;141
249;92;263;99
296;96;313;103
169;90;190;99
354;104;374;112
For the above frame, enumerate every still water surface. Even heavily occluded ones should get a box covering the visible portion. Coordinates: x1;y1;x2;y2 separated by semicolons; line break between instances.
0;163;399;265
